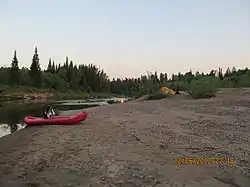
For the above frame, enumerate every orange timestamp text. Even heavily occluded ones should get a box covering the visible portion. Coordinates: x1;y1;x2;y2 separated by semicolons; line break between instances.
174;157;235;166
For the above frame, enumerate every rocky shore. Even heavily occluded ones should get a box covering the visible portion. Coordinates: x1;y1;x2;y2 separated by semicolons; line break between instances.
0;88;250;187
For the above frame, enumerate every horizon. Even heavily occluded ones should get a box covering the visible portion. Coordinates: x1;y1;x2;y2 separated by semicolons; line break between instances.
1;0;249;79
6;47;248;78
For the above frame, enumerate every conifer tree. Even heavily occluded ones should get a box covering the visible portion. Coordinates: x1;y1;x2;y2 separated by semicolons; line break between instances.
64;56;69;68
164;73;168;82
231;66;237;76
52;61;56;73
56;63;61;73
9;50;20;85
159;73;164;83
47;58;52;73
218;67;223;80
225;67;231;77
29;46;41;86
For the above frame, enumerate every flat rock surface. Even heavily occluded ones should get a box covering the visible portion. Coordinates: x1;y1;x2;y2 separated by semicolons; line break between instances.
0;88;250;187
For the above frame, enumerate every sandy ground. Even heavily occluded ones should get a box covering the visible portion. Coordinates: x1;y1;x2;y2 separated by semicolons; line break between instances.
0;88;250;187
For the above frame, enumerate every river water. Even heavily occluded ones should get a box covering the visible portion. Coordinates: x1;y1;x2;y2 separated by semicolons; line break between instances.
0;97;129;138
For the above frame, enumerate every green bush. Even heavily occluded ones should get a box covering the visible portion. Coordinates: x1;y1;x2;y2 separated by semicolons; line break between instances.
236;75;250;87
221;77;236;88
188;76;220;99
165;81;188;91
221;75;250;88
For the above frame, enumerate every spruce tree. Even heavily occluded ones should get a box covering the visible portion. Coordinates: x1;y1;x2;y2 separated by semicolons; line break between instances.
47;58;52;73
171;74;175;81
154;71;159;83
218;67;223;80
52;61;55;73
29;47;41;86
225;67;231;77
164;73;168;82
178;72;182;81
159;73;164;83
232;66;237;76
64;56;69;68
56;63;61;73
69;60;73;68
67;60;75;87
9;50;20;85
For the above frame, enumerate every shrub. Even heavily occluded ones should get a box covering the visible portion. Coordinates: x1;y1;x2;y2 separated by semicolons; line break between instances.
166;81;189;91
221;77;236;88
235;75;250;87
188;76;220;99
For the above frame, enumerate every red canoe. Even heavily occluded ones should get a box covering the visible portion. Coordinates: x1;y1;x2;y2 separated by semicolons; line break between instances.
24;112;88;126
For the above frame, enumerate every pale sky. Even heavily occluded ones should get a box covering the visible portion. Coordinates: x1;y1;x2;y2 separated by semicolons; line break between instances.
0;0;249;78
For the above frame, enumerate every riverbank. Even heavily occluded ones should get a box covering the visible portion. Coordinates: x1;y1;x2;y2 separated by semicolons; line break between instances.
0;88;250;186
0;86;120;103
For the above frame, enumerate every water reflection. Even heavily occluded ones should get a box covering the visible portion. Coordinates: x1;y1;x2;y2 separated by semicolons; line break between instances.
0;103;43;138
0;123;26;137
10;124;18;133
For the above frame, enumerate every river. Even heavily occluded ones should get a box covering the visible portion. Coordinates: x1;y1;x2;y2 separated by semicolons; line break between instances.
0;97;129;138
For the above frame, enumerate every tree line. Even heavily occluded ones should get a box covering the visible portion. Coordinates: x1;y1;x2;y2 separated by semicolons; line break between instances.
2;47;110;93
2;47;250;96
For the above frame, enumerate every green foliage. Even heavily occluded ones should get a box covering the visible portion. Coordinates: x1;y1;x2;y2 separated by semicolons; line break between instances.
188;76;220;98
9;50;20;85
3;48;111;96
2;47;250;100
46;58;55;74
236;75;250;87
29;47;42;87
42;72;68;91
